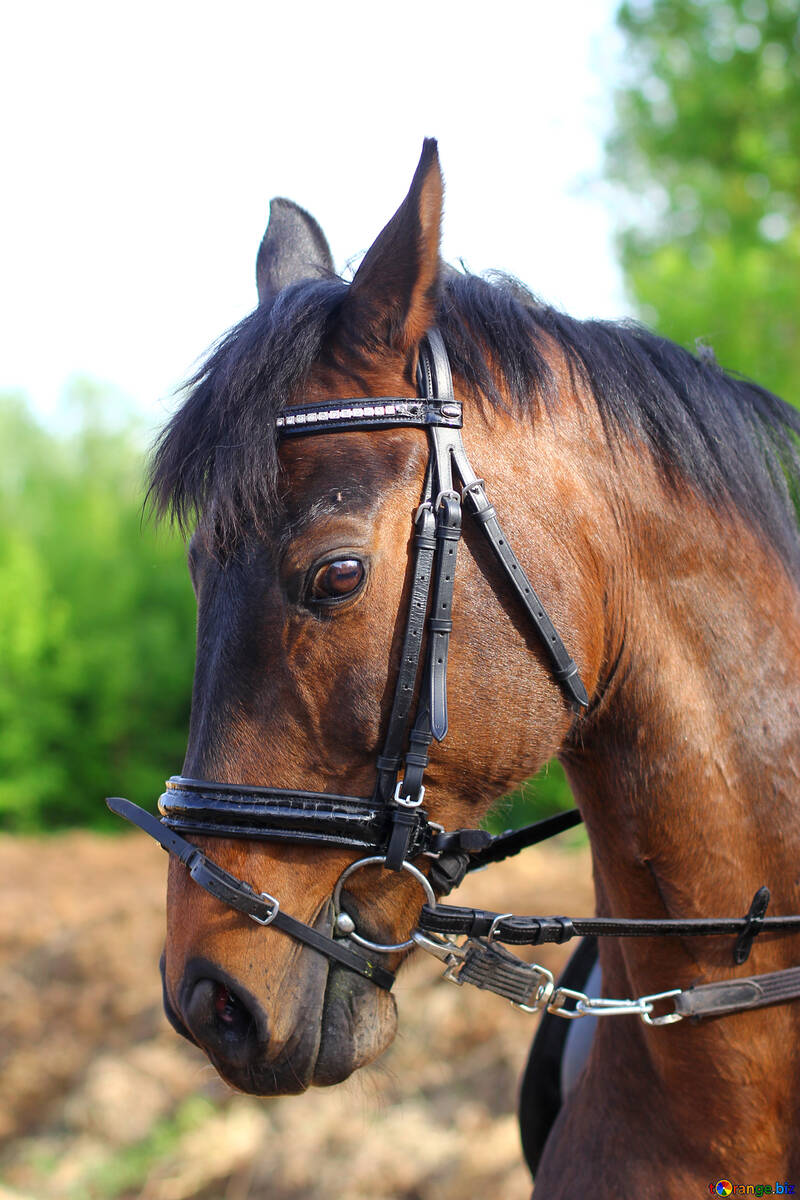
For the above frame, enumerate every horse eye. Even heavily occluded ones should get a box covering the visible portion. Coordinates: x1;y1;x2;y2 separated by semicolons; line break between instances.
311;559;365;601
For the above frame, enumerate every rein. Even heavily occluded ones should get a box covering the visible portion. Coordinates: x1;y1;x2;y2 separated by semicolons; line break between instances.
109;330;800;1028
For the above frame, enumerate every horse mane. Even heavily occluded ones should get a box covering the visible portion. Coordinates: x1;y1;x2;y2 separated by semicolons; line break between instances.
149;271;800;569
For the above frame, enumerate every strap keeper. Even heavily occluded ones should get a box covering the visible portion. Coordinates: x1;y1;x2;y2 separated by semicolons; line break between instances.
553;916;575;944
554;660;580;683
468;910;495;938
428;617;453;633
734;886;770;964
471;504;497;526
376;754;401;773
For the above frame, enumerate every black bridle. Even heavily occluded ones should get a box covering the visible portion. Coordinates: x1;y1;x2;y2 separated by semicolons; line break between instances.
110;330;800;1025
110;328;588;986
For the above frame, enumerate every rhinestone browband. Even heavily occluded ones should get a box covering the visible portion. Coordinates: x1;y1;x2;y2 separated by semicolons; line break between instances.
276;397;462;433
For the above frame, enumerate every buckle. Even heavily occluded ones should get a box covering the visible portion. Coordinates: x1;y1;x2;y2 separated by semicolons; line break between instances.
394;781;425;808
248;891;280;926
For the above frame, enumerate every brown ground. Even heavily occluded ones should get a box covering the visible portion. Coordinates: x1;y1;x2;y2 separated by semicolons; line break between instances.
0;830;592;1200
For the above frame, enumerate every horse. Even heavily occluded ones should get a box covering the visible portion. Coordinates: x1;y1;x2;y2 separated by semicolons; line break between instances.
121;140;800;1194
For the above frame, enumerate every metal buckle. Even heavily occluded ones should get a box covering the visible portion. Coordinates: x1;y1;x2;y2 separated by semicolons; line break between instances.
460;478;485;501
393;781;425;808
435;487;461;511
331;855;437;953
486;912;512;942
248;891;280;926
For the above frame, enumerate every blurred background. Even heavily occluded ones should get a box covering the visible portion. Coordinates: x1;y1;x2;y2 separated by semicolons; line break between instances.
1;1;798;1196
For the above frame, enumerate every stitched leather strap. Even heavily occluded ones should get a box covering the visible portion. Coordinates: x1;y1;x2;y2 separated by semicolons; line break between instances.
456;939;547;1006
160;777;438;857
466;809;584;869
676;967;800;1019
418;903;800;945
107;797;395;989
374;496;437;804
429;809;584;896
428;493;461;740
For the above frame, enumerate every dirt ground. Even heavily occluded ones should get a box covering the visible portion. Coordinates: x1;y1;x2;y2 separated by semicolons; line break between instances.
0;829;593;1200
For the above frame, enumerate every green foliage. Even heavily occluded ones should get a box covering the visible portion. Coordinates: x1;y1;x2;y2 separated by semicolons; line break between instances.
608;0;800;403
484;759;577;835
0;388;196;831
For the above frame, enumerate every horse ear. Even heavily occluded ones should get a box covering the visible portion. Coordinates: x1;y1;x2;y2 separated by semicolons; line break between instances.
255;198;335;304
345;138;443;352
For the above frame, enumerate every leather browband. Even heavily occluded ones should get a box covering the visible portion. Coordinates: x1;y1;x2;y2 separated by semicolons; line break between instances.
275;396;463;434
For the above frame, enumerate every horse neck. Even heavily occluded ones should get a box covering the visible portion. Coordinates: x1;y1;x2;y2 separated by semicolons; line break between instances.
562;453;800;1155
571;451;800;955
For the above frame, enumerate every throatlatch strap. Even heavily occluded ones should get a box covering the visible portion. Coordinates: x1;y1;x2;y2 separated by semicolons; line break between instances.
107;797;395;990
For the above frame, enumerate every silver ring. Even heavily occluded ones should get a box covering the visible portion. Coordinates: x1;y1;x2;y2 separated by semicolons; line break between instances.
332;855;437;953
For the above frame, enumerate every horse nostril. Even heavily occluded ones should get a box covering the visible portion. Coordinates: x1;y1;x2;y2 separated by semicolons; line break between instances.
182;974;266;1065
213;982;249;1033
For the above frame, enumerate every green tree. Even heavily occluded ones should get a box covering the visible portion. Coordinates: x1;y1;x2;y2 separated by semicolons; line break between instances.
608;0;800;403
0;390;196;831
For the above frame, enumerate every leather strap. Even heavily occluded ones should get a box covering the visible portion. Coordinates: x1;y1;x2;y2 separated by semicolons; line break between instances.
460;479;588;712
466;809;584;869
160;777;438;857
107;797;395;990
428;493;462;740
276;396;462;436
676;966;800;1019
429;809;584;896
374;490;437;804
418;903;800;945
456;938;546;1007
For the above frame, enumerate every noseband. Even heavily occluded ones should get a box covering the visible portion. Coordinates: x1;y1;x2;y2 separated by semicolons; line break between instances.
111;331;800;1025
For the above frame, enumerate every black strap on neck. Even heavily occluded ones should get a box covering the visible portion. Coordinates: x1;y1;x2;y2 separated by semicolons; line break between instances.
417;900;800;947
107;796;395;990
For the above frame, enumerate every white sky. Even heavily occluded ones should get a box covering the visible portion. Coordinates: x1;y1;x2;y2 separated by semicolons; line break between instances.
1;1;629;431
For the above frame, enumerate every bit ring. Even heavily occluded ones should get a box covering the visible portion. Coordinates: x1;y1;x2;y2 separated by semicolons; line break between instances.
332;855;437;953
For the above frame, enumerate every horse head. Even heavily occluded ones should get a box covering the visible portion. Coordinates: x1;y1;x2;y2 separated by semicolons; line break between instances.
146;140;603;1094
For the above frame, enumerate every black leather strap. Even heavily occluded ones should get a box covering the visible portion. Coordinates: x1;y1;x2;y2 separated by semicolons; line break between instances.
374;495;437;804
276;396;462;436
734;885;770;964
456;939;546;1007
429;810;584;896
460;479;588;712
465;808;584;869
418;903;800;946
107;797;395;989
160;778;438;857
428;493;461;741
